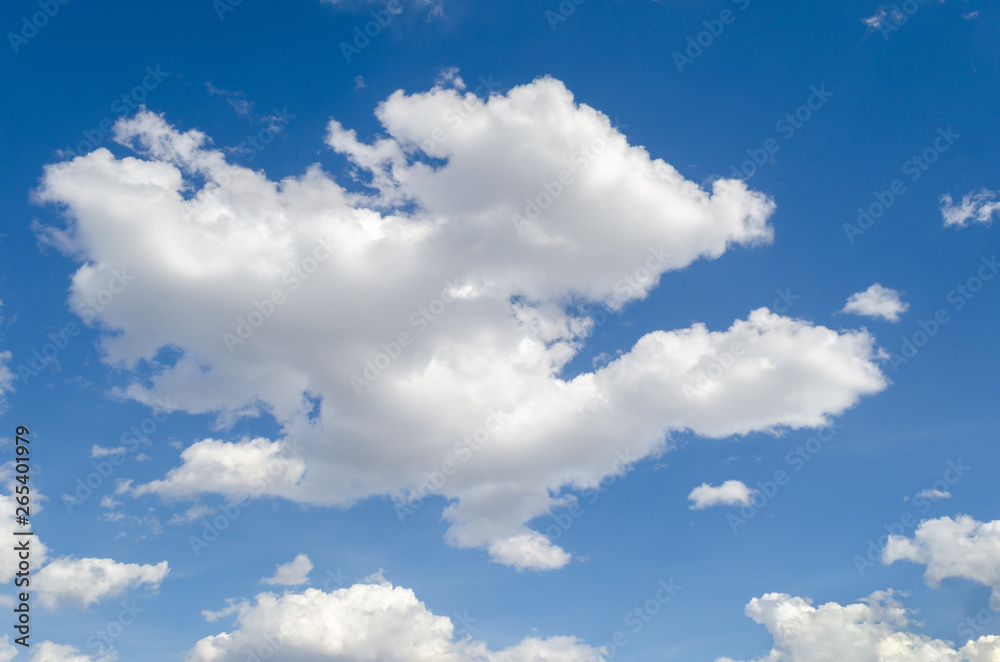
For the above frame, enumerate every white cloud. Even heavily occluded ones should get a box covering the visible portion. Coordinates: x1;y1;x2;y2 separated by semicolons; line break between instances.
0;635;14;662
100;495;121;509
862;7;904;30
688;480;756;509
941;189;1000;227
0;637;116;662
204;82;252;117
261;553;313;586
24;641;116;662
35;76;888;570
186;578;606;661
883;515;1000;599
841;283;909;322
716;590;1000;662
913;489;951;501
132;437;306;500
168;503;215;524
34;557;168;610
90;445;125;458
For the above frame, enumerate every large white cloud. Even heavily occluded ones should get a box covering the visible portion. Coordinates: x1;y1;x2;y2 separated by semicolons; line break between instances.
717;591;1000;662
35;76;888;569
186;577;605;662
883;515;1000;599
34;557;168;610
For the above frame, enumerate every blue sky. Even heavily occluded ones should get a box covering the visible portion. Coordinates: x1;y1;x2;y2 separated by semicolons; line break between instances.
2;0;1000;660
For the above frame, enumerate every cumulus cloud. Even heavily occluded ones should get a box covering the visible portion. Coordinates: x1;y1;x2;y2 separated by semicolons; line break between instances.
841;283;909;322
941;189;1000;227
132;437;306;500
34;557;168;609
261;553;314;586
883;515;1000;599
35;76;888;569
716;590;1000;662
186;578;606;661
688;480;756;509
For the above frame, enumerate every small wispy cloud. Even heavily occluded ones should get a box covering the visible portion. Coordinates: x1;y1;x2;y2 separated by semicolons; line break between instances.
205;82;253;116
914;488;952;501
91;444;126;457
941;189;1000;227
